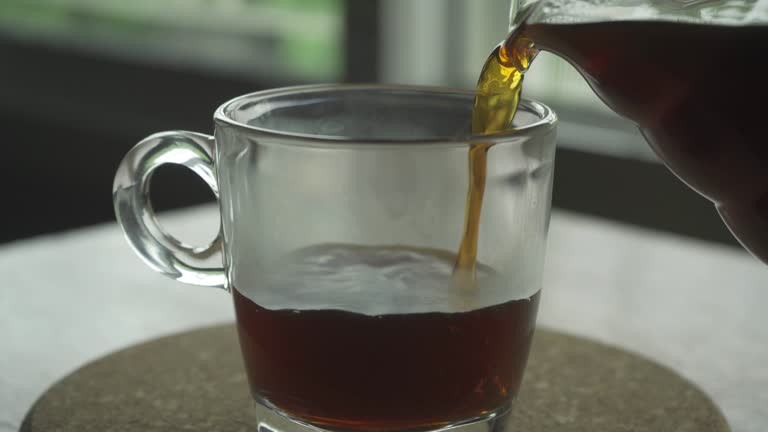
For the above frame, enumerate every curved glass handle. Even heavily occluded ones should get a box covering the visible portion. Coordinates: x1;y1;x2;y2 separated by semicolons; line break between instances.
113;131;227;289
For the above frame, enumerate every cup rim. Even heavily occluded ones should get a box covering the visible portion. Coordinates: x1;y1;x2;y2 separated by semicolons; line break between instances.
213;83;557;148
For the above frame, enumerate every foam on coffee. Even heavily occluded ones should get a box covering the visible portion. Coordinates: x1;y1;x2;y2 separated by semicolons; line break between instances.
236;244;535;315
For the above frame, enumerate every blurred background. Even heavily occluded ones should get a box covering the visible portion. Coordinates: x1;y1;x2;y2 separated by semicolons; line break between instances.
0;0;736;247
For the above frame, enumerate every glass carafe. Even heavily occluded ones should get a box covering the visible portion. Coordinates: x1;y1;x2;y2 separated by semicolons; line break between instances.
507;0;768;263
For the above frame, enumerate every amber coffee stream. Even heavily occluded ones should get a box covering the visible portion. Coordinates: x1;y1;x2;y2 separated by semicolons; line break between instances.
454;34;537;283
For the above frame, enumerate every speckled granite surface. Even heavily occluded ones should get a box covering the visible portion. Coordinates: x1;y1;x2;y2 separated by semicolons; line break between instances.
21;324;729;432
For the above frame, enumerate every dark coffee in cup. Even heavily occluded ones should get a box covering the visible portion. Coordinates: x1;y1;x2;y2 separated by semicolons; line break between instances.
233;245;540;430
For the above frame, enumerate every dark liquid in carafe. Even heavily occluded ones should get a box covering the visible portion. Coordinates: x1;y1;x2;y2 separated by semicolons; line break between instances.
475;20;768;262
233;286;539;430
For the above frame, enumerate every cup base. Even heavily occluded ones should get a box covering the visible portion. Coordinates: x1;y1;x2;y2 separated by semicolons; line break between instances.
251;399;514;432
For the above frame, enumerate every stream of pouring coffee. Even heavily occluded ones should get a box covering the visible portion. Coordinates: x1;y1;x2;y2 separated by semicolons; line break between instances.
454;35;537;286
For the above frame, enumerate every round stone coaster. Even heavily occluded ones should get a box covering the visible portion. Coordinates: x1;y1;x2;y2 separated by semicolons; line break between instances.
22;325;729;432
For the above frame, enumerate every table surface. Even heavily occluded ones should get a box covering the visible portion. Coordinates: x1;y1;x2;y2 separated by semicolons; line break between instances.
2;205;767;432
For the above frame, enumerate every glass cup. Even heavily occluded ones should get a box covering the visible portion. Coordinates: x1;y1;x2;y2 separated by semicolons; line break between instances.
113;84;557;432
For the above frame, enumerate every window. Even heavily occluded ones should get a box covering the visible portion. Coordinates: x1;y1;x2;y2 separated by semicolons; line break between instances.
0;0;734;246
0;0;344;81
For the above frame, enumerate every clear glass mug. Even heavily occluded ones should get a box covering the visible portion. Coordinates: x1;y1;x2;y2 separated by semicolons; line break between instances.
113;84;557;432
